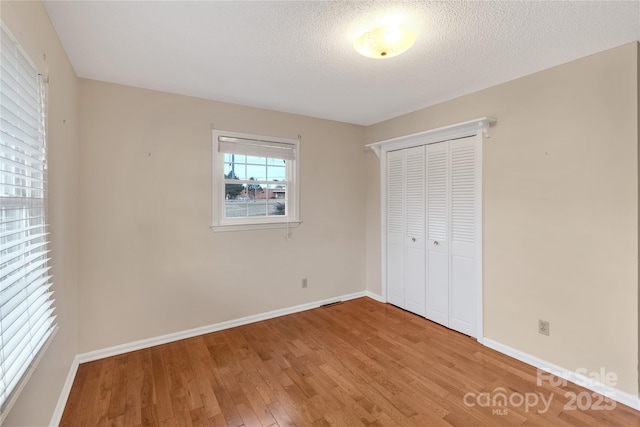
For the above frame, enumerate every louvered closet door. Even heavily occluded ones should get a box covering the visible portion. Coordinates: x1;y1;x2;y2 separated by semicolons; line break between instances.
449;137;478;336
404;146;426;316
382;128;482;339
425;143;450;326
386;150;405;308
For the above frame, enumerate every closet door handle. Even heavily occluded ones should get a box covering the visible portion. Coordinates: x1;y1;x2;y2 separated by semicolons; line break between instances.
411;237;416;242
433;241;439;246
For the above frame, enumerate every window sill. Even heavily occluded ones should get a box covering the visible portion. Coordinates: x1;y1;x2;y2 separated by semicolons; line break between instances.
210;221;301;232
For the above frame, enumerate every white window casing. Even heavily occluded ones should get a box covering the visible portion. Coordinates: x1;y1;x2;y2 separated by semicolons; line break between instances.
211;130;300;232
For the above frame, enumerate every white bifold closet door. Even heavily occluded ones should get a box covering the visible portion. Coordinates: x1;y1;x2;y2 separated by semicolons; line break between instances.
448;137;478;336
425;142;449;326
387;135;479;338
426;136;478;336
386;146;426;316
386;150;405;308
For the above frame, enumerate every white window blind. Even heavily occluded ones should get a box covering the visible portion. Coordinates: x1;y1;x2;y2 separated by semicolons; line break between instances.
218;136;296;160
0;24;56;418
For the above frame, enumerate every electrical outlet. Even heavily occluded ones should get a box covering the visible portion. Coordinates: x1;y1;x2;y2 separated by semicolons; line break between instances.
302;278;308;288
539;320;550;336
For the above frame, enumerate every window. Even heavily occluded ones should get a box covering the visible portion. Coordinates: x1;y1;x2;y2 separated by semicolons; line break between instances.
0;24;56;420
212;130;300;231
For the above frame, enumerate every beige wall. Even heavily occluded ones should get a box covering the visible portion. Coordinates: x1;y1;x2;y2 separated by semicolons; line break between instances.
2;2;638;422
365;43;639;395
77;80;366;353
2;1;79;426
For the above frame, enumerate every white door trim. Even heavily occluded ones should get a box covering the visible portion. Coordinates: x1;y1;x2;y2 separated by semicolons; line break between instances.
368;117;495;343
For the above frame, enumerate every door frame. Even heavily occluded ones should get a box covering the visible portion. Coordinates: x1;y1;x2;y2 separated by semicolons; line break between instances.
367;117;496;343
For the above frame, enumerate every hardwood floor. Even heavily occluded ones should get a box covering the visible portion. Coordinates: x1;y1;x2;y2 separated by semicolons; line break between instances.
60;297;640;426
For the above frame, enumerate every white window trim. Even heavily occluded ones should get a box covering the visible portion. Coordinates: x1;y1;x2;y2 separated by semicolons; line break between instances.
211;130;300;232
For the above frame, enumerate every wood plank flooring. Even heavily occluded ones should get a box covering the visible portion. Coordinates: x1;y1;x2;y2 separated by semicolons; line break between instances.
60;297;640;426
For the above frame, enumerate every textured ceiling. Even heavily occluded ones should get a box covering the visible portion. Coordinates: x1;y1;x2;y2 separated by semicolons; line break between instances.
43;1;640;126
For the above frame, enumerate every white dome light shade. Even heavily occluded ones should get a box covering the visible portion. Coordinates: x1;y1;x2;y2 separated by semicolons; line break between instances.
353;25;416;59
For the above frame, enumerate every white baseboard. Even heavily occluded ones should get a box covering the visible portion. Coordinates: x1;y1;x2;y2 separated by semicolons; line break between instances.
76;291;367;364
483;338;640;411
365;290;385;303
49;354;80;426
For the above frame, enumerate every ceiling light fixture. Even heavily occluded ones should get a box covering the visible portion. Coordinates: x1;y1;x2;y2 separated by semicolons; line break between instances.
353;25;415;59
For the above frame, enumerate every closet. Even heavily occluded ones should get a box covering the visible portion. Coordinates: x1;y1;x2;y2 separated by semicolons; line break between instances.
369;118;495;340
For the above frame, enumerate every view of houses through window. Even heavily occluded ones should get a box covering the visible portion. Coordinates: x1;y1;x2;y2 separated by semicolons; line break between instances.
223;153;287;218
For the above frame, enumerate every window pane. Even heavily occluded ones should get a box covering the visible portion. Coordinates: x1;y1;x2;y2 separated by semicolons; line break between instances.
247;164;266;181
224;163;235;178
267;166;285;181
224;163;246;180
266;184;287;200
226;197;269;217
223;153;245;163
225;200;248;217
235;165;247;180
225;162;247;179
246;180;264;200
268;200;286;216
246;156;266;165
224;181;245;200
247;199;268;217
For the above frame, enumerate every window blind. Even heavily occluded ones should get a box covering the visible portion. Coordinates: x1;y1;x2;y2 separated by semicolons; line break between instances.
218;136;296;160
0;24;56;417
